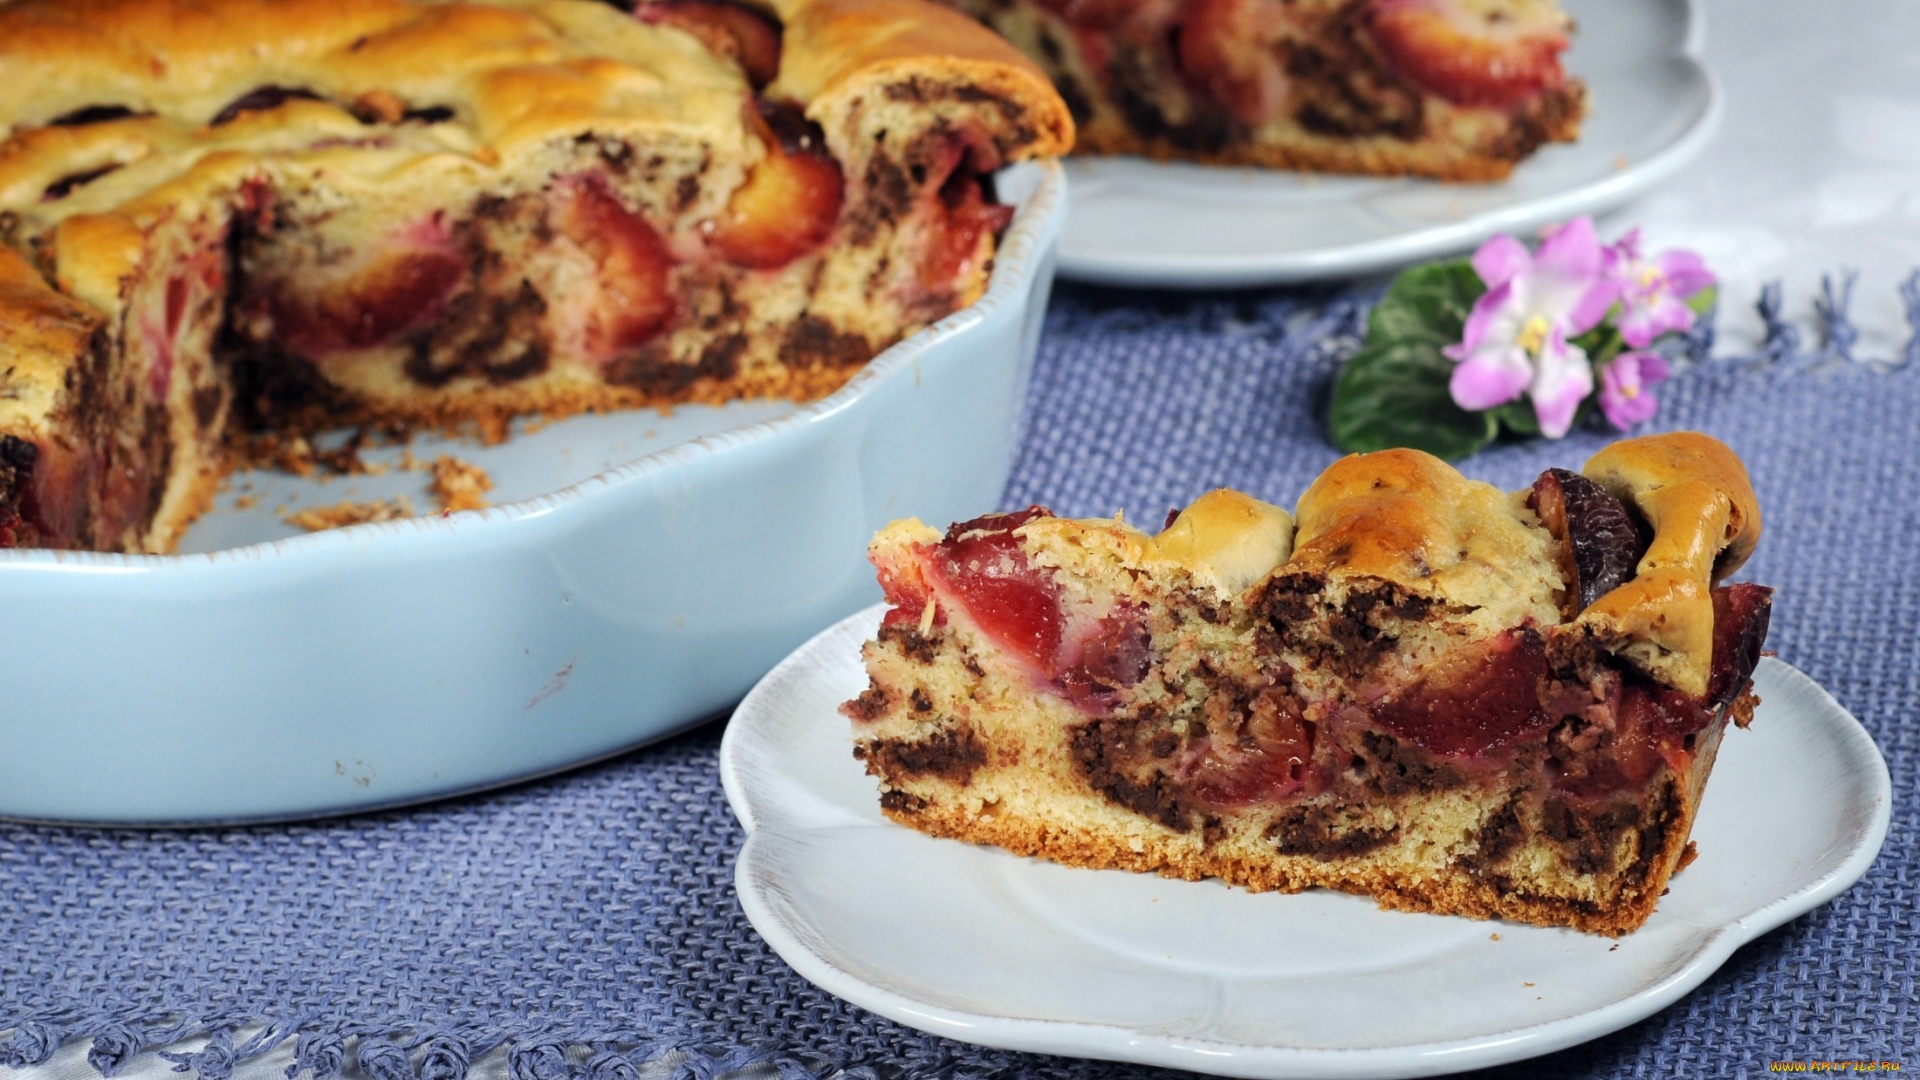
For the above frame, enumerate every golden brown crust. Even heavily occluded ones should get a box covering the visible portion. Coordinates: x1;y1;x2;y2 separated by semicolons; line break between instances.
769;0;1074;160
1287;446;1563;631
0;0;742;136
1577;433;1762;698
1147;489;1294;594
1584;431;1762;580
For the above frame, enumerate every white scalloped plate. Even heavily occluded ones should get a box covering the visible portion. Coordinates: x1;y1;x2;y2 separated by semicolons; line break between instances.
722;605;1891;1079
1057;0;1720;287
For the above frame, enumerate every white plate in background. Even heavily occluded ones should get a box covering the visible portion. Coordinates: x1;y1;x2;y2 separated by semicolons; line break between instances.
723;605;1890;1079
1057;0;1718;287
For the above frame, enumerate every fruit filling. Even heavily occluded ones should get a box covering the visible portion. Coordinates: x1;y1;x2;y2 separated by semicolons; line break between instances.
1362;0;1571;108
709;103;845;270
260;222;466;360
1529;467;1647;615
889;507;1155;711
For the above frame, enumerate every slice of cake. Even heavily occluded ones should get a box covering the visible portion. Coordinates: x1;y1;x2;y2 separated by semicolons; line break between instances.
939;0;1583;179
0;0;1071;552
843;433;1770;934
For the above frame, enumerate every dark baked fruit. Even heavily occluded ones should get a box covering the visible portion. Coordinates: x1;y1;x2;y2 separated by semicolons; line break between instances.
1530;466;1647;615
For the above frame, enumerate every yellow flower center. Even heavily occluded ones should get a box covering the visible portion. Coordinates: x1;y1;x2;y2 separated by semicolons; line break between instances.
1637;265;1663;289
1516;314;1552;356
1621;383;1640;400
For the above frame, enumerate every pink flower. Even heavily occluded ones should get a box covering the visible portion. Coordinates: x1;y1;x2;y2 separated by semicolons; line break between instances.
1606;229;1715;349
1443;217;1620;438
1598;349;1671;430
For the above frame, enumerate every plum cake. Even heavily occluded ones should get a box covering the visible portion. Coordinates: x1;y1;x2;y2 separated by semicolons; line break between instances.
844;433;1771;934
941;0;1583;179
0;0;1071;552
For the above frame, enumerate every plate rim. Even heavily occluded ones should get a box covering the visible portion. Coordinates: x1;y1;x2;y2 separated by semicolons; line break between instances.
722;603;1893;1080
1053;0;1723;287
0;163;1067;574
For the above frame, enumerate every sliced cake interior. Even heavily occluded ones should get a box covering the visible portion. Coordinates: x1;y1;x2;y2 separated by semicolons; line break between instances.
844;433;1770;935
0;0;1071;551
941;0;1584;179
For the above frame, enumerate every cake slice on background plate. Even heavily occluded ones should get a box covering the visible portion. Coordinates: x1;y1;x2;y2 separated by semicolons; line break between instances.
844;432;1771;935
940;0;1584;179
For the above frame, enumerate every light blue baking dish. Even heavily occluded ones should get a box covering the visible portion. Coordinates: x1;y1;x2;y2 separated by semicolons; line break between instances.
0;162;1065;825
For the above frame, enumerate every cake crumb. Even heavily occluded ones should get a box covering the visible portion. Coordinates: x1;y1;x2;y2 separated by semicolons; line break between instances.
477;413;511;445
284;495;416;532
1489;933;1500;941
429;455;493;512
1674;841;1700;873
234;494;259;510
246;427;396;478
1523;981;1534;987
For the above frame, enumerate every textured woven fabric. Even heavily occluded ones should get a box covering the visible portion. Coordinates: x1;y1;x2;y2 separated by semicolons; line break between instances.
3;277;1916;1080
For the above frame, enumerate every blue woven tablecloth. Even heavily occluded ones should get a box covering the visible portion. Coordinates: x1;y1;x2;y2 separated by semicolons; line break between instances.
3;278;1914;1080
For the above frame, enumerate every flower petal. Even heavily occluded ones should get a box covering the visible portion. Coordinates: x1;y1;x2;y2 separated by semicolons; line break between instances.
1527;332;1593;438
1523;219;1619;333
1655;249;1716;298
1565;276;1624;336
1455;279;1519;354
1618;292;1696;348
1598;350;1665;429
1449;346;1531;410
1472;234;1532;290
1532;216;1607;285
1610;228;1644;265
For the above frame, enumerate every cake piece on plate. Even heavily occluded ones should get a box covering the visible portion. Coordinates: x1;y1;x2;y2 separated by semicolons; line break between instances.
940;0;1583;179
0;0;1071;552
844;433;1770;934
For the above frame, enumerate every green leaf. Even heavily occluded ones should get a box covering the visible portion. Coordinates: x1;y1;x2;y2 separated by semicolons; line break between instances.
1327;261;1496;461
1490;398;1541;437
1687;284;1718;317
1574;320;1626;368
